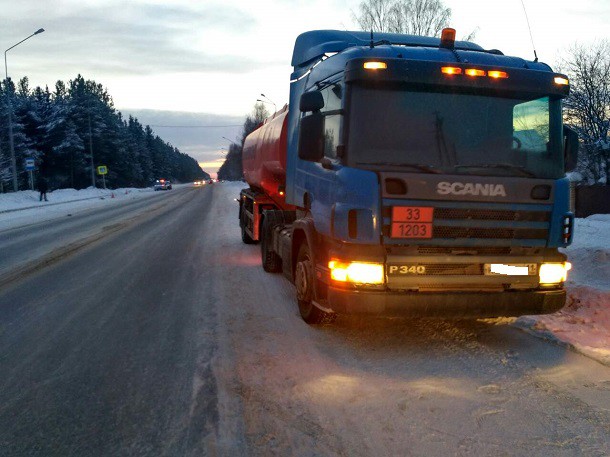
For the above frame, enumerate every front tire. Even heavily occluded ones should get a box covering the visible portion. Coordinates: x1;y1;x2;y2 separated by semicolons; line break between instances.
294;242;335;324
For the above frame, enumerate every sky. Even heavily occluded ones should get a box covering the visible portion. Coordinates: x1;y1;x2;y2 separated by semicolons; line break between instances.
1;0;608;176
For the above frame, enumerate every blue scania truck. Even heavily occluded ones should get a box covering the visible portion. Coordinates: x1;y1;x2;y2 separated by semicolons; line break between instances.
239;28;578;324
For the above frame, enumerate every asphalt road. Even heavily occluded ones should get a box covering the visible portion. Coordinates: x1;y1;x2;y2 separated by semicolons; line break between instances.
0;188;187;286
1;183;609;456
0;186;218;455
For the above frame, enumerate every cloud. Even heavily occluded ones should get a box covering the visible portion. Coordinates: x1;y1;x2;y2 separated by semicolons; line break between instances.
3;1;282;77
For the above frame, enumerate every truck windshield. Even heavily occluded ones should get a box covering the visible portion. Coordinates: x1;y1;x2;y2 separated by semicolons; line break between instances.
347;86;564;179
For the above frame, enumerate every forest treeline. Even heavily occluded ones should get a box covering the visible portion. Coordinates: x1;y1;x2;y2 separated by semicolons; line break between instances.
0;74;208;192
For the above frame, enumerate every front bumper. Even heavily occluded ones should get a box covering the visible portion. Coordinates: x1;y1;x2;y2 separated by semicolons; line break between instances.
327;287;565;318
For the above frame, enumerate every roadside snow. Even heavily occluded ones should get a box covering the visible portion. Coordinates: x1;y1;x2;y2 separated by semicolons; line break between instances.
2;183;609;365
518;286;610;365
516;214;610;365
0;186;170;232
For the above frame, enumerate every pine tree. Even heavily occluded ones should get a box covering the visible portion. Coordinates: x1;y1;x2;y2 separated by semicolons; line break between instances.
0;74;207;191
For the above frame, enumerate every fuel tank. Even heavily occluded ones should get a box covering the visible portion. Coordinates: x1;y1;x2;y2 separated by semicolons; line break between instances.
242;105;291;208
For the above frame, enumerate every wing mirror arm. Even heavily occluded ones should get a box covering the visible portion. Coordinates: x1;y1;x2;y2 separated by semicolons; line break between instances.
563;125;579;172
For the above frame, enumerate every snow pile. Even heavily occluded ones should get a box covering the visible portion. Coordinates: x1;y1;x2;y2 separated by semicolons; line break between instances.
562;214;610;291
517;214;610;365
0;186;154;213
518;286;610;365
0;186;164;232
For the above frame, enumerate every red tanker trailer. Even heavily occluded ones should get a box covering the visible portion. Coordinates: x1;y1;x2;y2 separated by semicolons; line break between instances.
242;105;293;209
239;105;295;244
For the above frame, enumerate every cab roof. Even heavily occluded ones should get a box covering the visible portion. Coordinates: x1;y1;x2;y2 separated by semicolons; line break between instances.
292;29;551;73
292;30;484;68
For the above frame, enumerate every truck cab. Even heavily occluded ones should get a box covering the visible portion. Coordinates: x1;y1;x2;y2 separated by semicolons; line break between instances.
240;29;578;324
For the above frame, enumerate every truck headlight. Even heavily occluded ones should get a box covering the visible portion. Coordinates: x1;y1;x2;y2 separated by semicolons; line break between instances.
329;260;385;285
539;262;571;285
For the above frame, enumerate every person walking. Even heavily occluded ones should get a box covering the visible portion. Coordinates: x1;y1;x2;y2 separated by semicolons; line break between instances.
37;175;49;202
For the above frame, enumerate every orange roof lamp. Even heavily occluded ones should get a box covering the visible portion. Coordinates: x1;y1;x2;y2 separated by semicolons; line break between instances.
439;28;456;50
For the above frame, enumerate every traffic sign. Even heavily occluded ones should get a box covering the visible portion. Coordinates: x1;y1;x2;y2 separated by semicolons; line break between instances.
25;158;35;171
97;165;108;175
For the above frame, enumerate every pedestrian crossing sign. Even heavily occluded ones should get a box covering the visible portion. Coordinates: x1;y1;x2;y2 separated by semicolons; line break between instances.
97;165;108;175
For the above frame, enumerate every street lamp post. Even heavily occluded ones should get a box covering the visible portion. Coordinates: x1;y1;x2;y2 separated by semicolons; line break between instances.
259;93;277;113
4;28;45;192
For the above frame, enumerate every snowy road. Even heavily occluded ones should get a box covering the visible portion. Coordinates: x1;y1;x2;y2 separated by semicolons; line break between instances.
0;183;609;456
0;187;187;287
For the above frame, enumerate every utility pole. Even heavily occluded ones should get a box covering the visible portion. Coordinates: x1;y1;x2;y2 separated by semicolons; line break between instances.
88;106;95;188
4;28;45;192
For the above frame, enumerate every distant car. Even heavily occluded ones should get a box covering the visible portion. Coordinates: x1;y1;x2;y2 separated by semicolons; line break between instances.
154;179;172;191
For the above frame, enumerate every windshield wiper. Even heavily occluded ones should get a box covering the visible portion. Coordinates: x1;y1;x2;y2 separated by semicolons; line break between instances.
454;163;536;178
356;162;441;174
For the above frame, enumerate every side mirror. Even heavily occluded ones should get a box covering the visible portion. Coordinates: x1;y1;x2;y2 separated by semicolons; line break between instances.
298;112;325;162
563;125;579;172
300;91;324;112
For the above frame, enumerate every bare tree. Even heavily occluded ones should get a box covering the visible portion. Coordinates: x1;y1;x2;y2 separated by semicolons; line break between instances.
218;102;270;181
390;0;451;36
560;41;610;184
353;0;451;37
352;0;396;33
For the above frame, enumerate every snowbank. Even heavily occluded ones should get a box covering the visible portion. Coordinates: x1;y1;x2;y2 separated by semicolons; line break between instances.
0;186;162;232
517;214;610;365
518;286;610;365
0;187;153;213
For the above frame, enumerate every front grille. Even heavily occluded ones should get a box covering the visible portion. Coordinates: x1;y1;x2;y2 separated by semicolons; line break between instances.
418;263;484;275
384;202;551;244
415;246;512;255
434;208;550;222
382;207;550;222
433;226;548;240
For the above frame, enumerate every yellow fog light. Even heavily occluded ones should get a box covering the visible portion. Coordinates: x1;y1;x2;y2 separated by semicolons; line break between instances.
539;262;571;285
329;260;384;285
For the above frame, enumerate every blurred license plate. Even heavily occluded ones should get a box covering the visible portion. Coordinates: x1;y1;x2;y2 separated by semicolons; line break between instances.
484;263;537;276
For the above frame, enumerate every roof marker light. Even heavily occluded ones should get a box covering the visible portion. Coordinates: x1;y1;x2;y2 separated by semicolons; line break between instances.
440;28;456;49
441;66;462;75
465;68;486;77
488;70;508;79
363;61;387;70
554;76;569;86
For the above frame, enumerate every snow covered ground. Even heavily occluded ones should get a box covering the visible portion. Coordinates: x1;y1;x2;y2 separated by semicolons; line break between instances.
517;214;610;366
0;185;187;231
1;184;609;365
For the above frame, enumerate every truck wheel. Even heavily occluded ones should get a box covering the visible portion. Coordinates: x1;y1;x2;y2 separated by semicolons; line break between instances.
261;215;281;272
295;242;334;324
240;208;256;244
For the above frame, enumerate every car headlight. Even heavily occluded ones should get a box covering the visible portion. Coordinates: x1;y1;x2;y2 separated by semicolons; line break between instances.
329;260;385;285
539;262;571;285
